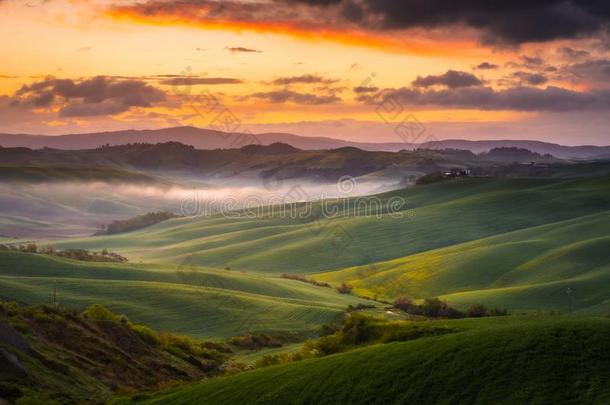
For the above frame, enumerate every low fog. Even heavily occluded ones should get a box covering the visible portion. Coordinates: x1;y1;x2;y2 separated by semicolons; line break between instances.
0;176;404;239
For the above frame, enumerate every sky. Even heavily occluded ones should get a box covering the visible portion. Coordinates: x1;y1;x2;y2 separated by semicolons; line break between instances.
0;0;609;145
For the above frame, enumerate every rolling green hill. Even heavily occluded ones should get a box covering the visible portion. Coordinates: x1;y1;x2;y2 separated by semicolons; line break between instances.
40;177;610;314
114;316;610;405
48;178;610;273
316;211;610;312
0;252;367;339
4;177;609;335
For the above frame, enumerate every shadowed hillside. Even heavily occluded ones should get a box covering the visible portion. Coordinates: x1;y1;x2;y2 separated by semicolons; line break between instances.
0;302;231;403
114;316;610;405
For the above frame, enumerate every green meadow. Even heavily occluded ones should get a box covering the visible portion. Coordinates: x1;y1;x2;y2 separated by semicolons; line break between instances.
1;176;609;403
32;177;610;315
114;316;610;405
0;252;367;339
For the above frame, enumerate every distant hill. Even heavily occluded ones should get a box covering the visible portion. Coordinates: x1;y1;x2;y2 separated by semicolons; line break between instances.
420;139;610;159
3;142;604;186
0;142;489;184
1;126;609;159
3;141;609;193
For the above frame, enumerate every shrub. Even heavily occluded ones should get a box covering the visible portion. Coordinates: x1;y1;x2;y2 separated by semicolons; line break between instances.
200;341;233;354
253;354;292;368
341;313;377;345
466;304;489;318
0;301;20;316
307;334;342;356
221;360;250;375
159;332;194;353
96;211;178;235
393;297;464;319
82;304;120;322
319;323;339;337
229;333;282;350
336;282;353;294
393;296;415;312
281;273;331;288
393;297;507;319
30;309;53;323
131;324;160;345
347;303;376;312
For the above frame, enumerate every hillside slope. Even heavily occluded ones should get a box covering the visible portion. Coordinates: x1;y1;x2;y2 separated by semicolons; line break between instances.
0;252;367;339
49;177;610;274
316;211;610;312
115;317;610;405
2;126;609;158
0;302;231;403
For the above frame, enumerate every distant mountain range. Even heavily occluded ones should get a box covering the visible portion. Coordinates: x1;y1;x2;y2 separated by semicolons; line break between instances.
1;126;609;159
3;142;609;187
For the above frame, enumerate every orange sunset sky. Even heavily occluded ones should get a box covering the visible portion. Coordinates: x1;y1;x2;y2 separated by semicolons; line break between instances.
1;0;609;144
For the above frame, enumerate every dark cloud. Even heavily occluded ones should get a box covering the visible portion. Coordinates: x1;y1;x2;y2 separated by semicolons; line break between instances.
284;0;610;44
58;100;134;117
511;71;548;86
353;86;379;93
227;47;263;53
272;74;338;85
116;0;610;46
250;90;341;104
567;59;610;82
520;55;544;67
363;85;610;112
559;47;591;60
475;62;499;70
158;77;243;85
12;76;166;117
505;55;557;73
412;70;483;89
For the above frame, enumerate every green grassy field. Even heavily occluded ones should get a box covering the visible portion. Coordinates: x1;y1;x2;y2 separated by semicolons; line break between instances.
40;177;610;314
2;176;609;403
114;316;610;405
48;177;610;272
316;211;610;312
2;177;608;337
0;252;368;339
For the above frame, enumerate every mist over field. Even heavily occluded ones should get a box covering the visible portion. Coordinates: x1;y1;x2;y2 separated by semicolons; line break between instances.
0;175;397;239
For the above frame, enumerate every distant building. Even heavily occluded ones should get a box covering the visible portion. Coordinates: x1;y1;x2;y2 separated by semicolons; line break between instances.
444;168;471;177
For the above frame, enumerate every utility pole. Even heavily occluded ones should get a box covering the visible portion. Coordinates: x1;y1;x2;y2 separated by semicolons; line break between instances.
566;287;572;313
53;283;57;307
